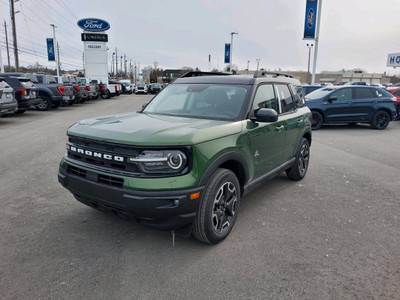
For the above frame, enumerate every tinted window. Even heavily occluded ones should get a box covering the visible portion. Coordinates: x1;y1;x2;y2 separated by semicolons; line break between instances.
331;88;352;101
276;84;295;113
253;84;278;113
354;88;375;99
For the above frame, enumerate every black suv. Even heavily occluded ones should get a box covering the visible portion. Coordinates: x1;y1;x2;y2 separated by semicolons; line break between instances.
306;86;397;130
0;76;40;114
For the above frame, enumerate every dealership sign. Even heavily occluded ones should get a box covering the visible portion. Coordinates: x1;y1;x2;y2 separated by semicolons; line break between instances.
387;53;400;67
81;33;108;42
303;0;318;39
77;18;110;32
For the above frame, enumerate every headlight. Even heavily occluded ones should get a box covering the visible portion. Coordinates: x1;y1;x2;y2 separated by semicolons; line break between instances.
129;150;188;174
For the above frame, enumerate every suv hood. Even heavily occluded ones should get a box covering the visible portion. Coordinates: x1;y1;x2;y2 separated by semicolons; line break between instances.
68;112;243;146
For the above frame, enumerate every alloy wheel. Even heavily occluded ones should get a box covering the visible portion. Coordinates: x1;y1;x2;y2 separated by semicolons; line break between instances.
212;182;237;234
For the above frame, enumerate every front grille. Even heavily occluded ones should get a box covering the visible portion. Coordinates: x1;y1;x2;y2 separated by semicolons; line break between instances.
98;174;123;187
67;165;124;187
68;165;87;177
67;136;141;174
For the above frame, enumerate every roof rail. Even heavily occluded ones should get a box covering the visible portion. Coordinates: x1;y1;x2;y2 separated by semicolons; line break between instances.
181;71;232;78
253;70;293;79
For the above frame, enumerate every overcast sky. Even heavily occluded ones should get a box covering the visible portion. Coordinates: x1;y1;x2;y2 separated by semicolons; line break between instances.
1;0;400;75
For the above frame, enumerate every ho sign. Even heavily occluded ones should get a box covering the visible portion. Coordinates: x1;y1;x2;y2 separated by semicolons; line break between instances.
77;18;110;32
387;53;400;68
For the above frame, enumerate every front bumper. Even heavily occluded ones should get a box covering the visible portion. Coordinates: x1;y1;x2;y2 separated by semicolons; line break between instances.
58;162;204;231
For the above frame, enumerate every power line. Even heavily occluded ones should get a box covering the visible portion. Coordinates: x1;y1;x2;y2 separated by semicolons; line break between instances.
54;0;79;20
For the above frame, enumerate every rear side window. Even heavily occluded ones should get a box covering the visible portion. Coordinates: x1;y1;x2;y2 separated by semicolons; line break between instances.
276;84;295;113
253;84;278;113
354;88;375;99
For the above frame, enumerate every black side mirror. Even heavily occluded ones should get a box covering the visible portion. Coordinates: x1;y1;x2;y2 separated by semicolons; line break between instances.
328;96;337;102
251;108;278;123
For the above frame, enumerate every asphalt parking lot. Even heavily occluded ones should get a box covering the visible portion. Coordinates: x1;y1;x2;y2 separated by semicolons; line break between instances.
1;94;399;299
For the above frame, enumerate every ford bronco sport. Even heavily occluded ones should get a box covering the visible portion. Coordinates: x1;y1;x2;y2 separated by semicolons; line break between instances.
58;71;312;244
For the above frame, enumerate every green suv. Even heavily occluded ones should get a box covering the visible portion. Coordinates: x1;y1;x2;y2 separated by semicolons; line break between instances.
58;71;312;244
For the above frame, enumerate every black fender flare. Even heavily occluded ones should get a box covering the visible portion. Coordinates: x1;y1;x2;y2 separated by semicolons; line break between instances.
198;151;249;188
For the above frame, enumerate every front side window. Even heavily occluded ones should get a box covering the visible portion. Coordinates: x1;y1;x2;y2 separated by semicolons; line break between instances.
252;84;278;114
331;88;352;101
144;84;249;120
276;84;295;113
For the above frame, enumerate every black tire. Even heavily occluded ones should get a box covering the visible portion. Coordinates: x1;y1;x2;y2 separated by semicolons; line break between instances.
15;109;26;114
51;101;61;109
68;99;76;106
286;138;310;181
311;111;323;130
93;94;99;100
100;90;111;99
36;96;51;111
192;168;240;244
370;110;390;130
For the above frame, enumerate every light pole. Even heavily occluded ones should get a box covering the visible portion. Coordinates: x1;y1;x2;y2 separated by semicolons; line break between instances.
112;52;115;76
50;24;59;76
247;60;250;74
307;43;313;74
256;59;261;71
229;32;238;73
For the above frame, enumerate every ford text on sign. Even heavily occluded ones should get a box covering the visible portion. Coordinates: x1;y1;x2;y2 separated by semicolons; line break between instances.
387;53;400;67
77;18;110;32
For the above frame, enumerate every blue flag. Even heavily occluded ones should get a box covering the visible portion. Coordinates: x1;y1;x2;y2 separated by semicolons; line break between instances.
224;44;230;64
303;0;318;39
46;38;55;61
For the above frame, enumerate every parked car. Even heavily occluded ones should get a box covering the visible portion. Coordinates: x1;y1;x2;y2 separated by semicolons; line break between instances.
0;75;40;114
305;86;397;130
148;83;162;94
119;80;133;94
109;80;122;97
68;76;88;103
134;82;148;94
58;71;312;244
78;78;98;100
302;84;322;96
386;87;400;119
33;74;75;109
0;77;18;116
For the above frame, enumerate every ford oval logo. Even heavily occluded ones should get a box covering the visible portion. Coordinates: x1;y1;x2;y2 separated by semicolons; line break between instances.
77;18;110;32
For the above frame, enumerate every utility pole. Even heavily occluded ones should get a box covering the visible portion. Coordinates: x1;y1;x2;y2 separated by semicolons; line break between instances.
10;0;19;71
50;24;60;76
124;54;126;77
247;60;250;74
134;62;137;85
115;47;118;77
111;52;115;76
0;38;4;73
256;58;261;71
4;21;11;70
311;0;322;85
57;41;61;75
120;56;122;76
229;32;238;73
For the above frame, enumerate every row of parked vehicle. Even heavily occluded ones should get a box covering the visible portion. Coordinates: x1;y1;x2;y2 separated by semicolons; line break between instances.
301;82;399;130
0;73;136;117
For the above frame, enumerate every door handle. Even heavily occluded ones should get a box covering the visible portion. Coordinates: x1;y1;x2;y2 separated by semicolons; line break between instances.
347;101;353;104
275;125;284;132
297;119;304;124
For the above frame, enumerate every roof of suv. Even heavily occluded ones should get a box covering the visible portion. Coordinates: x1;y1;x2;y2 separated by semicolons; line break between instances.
175;74;301;86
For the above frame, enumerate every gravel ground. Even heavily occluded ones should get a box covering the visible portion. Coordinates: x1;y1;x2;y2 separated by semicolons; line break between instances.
0;94;399;299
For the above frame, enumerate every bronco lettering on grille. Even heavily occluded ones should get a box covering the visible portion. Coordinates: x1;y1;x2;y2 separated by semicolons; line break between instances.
68;145;124;162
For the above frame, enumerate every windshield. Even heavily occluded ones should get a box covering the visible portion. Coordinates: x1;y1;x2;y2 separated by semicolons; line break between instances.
25;74;38;83
306;88;336;100
143;84;249;120
122;82;130;87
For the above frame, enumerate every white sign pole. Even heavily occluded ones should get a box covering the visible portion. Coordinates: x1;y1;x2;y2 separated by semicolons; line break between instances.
311;0;322;85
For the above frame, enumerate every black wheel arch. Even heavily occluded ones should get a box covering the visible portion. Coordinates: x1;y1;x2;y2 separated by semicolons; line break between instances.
199;151;249;196
302;128;312;147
